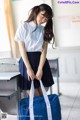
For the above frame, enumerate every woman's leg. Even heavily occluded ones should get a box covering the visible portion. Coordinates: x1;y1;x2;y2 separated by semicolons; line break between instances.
37;87;43;96
26;87;49;97
26;87;43;97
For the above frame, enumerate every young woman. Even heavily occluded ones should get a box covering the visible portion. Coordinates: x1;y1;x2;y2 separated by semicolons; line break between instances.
14;4;55;96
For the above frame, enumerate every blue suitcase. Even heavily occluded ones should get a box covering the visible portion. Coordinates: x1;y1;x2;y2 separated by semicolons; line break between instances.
19;81;61;120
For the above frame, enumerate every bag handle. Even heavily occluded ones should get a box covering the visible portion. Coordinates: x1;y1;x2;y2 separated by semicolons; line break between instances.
29;80;52;120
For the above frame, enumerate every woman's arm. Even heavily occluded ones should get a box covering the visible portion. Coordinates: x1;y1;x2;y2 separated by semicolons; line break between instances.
18;41;35;80
36;41;48;80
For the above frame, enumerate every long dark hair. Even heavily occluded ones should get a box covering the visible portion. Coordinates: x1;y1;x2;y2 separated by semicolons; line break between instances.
25;4;55;43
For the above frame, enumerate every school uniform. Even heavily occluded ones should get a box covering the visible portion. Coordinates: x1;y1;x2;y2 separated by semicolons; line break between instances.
14;21;54;90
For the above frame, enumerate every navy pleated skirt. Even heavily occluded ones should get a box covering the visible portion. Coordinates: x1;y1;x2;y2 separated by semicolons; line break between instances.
19;52;54;90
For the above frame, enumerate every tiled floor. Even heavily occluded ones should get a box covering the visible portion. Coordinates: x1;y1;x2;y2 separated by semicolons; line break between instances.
0;81;80;120
51;81;80;120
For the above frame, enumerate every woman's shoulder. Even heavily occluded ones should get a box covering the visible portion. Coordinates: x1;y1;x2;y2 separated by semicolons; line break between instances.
18;20;29;30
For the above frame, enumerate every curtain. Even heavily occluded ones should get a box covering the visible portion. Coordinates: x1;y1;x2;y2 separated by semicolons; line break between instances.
4;0;20;58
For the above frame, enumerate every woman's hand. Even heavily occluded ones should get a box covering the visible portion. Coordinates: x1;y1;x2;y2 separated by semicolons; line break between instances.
27;68;35;81
36;68;43;80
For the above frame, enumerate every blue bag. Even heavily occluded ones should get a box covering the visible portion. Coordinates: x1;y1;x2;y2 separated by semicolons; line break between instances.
19;81;61;120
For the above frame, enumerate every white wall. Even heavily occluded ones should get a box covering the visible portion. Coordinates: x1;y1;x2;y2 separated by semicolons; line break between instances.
53;0;80;47
12;0;45;29
47;47;80;82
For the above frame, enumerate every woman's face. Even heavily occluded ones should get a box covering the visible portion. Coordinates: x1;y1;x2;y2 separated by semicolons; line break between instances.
36;11;48;25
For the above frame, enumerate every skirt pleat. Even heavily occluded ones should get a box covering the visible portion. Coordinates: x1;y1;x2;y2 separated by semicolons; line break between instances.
19;52;54;90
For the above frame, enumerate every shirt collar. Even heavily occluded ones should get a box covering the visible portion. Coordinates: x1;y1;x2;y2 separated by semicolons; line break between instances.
29;21;41;28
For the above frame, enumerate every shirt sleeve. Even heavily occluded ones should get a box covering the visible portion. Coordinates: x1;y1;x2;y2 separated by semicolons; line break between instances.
14;21;27;42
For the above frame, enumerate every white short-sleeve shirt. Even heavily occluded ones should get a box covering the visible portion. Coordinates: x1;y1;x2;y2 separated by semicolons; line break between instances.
14;21;44;52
